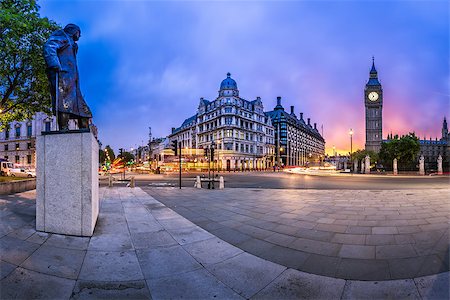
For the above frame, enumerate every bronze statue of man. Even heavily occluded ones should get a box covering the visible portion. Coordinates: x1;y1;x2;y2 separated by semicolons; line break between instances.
43;24;92;131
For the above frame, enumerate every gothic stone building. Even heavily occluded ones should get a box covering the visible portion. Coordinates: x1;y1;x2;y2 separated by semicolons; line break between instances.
365;58;383;153
418;118;449;171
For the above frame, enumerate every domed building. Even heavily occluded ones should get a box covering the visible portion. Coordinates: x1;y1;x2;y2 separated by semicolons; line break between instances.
169;72;326;170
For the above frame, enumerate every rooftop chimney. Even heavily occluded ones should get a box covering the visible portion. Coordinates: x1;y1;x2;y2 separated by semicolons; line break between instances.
314;123;317;130
307;118;311;126
171;127;175;133
256;96;261;101
300;113;303;120
290;106;294;114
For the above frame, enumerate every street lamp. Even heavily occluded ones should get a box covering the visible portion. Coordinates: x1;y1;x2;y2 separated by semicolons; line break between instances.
349;128;353;157
349;129;353;171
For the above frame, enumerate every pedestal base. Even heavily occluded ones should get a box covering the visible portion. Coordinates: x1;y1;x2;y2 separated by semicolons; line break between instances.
36;131;99;236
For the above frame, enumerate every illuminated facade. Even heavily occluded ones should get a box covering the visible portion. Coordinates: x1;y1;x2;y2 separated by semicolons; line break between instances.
266;97;325;167
169;73;275;170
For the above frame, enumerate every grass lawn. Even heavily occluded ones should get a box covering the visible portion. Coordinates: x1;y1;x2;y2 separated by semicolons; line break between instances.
0;176;30;182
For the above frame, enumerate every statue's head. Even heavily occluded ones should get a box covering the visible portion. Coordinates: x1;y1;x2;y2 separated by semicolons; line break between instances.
64;24;81;41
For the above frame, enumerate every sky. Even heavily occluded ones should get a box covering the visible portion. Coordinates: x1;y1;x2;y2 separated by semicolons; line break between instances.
39;0;449;154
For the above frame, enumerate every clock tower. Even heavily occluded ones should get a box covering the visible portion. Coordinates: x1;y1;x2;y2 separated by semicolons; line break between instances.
364;57;383;153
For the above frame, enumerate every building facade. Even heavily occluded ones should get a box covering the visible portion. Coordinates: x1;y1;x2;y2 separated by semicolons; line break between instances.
266;97;325;167
0;112;57;168
169;73;276;171
418;118;449;170
365;58;383;153
169;73;326;170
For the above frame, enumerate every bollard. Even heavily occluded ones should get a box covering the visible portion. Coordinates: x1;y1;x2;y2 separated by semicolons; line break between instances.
195;176;202;188
219;176;224;189
108;173;113;188
130;176;135;188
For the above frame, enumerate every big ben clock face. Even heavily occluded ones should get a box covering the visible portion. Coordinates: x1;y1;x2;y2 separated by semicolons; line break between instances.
368;92;379;101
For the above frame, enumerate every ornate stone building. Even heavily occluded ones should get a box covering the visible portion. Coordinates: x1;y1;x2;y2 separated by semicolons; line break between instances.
266;97;325;167
169;73;326;170
0;112;57;168
365;58;383;153
169;73;276;171
418;118;449;170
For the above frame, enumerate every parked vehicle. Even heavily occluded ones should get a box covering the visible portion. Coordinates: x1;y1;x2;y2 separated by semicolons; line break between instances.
10;168;36;178
0;159;14;176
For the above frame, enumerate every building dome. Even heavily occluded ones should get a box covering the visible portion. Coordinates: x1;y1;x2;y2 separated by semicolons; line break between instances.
220;72;238;90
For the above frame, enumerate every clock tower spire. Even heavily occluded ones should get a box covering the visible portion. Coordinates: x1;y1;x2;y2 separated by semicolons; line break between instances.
364;57;383;153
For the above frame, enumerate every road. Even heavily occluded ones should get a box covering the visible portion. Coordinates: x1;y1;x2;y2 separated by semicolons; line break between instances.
104;171;449;190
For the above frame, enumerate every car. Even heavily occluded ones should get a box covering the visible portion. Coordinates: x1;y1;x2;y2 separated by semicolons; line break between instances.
10;168;36;178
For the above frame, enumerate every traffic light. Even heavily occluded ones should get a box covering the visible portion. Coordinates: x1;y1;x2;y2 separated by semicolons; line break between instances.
119;148;124;157
171;140;178;156
210;147;214;160
203;148;209;158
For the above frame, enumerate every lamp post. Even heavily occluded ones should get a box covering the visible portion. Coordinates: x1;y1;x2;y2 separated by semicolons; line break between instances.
349;129;353;172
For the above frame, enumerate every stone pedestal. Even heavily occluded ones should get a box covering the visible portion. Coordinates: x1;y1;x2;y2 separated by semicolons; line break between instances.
393;158;398;175
437;155;443;175
361;161;365;174
419;155;425;176
365;155;371;174
353;159;358;173
36;130;99;237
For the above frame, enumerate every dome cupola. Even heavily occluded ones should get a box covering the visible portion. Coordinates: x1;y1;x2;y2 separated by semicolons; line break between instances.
219;72;239;97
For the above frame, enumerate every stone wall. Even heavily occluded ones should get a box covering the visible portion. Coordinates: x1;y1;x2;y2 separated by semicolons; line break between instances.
0;179;36;194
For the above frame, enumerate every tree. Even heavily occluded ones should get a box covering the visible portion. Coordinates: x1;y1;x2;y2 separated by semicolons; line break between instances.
118;151;134;165
351;149;379;164
0;0;59;128
379;133;420;170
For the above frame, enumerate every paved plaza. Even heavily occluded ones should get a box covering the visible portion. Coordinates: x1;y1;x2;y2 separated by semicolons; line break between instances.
1;186;449;299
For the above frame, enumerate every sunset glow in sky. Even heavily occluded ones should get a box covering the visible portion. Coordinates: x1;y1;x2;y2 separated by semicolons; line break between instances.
40;1;449;154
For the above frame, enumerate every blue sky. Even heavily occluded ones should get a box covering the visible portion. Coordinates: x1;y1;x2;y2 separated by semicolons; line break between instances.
39;0;449;154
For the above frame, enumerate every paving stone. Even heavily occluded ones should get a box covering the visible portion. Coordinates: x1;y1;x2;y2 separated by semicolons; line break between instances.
337;258;390;280
372;227;399;234
237;224;274;239
339;245;375;259
88;233;133;251
157;216;196;230
290;238;341;256
147;268;243;300
0;235;39;265
167;226;215;245
346;226;372;235
183;237;243;265
206;252;286;299
127;219;163;233
0;260;16;280
414;272;450;300
27;231;50;244
0;267;75;300
79;250;143;281
130;230;178;249
6;225;36;240
21;245;85;279
253;268;345;300
394;234;415;245
342;279;420;299
315;223;348;233
301;254;340;277
294;228;335;242
261;245;310;269
71;280;151;299
332;233;366;245
137;244;202;279
211;227;253;246
238;238;277;257
415;255;448;277
43;233;90;250
366;234;395;245
264;232;297;247
376;244;417;259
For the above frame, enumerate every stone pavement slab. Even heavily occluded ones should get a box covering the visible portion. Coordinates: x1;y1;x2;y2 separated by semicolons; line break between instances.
253;268;346;299
1;187;449;300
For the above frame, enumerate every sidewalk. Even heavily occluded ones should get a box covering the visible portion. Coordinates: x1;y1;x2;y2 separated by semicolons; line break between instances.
0;187;448;299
